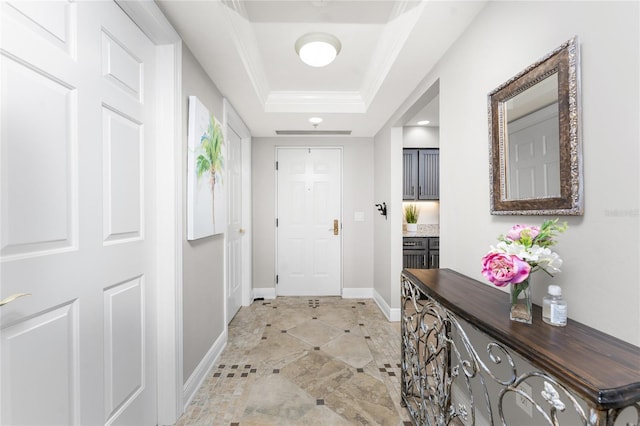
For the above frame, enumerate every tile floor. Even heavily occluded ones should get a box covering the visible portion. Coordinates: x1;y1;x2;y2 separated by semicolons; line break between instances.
176;297;412;425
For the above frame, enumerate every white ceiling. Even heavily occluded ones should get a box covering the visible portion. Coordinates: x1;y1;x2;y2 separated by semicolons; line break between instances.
156;0;487;137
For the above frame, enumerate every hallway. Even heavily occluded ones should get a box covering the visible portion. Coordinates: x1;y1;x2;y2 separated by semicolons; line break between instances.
177;297;411;425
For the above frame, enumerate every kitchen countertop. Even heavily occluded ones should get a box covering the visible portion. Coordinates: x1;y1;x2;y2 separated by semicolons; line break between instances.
403;224;439;238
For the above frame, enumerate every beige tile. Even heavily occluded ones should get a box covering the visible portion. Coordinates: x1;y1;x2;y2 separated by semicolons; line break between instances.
242;375;316;422
281;350;354;397
176;297;411;425
325;372;400;425
286;318;346;347
297;405;354;425
321;333;374;369
313;305;360;329
250;331;310;366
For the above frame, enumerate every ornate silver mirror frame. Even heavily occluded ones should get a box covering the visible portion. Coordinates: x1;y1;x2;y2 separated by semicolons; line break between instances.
488;36;583;215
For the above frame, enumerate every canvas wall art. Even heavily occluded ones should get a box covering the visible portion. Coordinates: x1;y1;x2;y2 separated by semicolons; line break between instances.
187;95;226;240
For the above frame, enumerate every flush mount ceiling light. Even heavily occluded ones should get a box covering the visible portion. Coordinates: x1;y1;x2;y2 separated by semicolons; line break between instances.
309;117;323;125
417;120;430;126
295;33;341;67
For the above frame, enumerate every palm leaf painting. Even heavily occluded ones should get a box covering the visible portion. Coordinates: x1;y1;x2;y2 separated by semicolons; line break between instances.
187;95;226;240
196;116;224;225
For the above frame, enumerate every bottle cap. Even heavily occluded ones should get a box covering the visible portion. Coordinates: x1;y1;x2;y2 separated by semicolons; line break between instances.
548;285;562;296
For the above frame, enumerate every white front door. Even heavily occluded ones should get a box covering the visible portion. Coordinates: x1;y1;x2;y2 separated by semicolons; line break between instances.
1;2;158;424
226;126;242;323
276;148;342;296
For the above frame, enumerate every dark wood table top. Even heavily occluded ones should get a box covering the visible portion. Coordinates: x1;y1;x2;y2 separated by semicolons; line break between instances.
402;268;640;410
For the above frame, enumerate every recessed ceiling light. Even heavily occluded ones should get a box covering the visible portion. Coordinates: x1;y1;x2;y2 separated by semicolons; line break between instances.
417;120;430;126
309;117;323;125
295;33;341;67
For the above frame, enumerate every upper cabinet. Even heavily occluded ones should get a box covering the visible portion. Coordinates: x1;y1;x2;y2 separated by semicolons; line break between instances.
403;149;419;199
403;148;439;200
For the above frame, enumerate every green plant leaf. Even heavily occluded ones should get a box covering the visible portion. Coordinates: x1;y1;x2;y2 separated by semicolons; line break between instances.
196;115;225;180
405;204;418;223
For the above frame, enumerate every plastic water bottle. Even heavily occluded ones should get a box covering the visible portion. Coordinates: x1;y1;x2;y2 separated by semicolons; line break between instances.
542;285;567;326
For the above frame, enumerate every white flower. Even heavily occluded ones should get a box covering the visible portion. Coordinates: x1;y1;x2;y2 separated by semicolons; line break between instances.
537;251;563;274
490;242;563;275
494;241;528;257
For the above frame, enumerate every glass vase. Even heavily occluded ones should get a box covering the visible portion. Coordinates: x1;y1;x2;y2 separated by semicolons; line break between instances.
510;279;532;324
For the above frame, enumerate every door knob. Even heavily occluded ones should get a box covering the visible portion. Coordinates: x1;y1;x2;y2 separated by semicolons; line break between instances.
239;228;246;234
0;293;31;307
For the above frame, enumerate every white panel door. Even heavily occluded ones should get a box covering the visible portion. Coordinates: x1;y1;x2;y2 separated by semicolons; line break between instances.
276;148;342;296
226;126;242;323
507;103;560;199
1;2;158;425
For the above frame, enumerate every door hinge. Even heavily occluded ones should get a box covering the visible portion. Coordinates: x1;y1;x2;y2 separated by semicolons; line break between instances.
276;218;278;227
275;161;278;170
276;274;279;284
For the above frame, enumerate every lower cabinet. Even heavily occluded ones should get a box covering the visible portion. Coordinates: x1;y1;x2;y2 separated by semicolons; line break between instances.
403;237;439;269
428;237;439;268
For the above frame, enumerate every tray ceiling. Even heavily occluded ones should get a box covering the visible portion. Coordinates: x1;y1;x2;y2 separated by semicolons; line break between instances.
157;0;486;137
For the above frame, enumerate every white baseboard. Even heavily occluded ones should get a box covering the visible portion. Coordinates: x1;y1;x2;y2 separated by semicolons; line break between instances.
342;287;374;298
373;288;401;322
183;329;228;410
253;287;276;300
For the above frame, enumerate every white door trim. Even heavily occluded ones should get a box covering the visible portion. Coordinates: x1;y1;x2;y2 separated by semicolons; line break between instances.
114;2;183;424
223;99;252;307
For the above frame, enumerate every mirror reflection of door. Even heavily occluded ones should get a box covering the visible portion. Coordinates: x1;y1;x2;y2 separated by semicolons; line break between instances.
504;73;560;200
506;103;560;199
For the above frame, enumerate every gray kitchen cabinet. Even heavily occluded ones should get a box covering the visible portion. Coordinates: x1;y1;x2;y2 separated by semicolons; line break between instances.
403;149;419;200
403;237;439;269
428;237;439;268
403;149;439;200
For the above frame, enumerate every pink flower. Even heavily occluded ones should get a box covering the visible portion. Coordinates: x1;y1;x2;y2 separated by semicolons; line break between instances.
506;224;540;242
481;252;531;287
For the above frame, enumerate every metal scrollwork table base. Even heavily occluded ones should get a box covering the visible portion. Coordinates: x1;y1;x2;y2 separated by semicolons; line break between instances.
400;269;640;426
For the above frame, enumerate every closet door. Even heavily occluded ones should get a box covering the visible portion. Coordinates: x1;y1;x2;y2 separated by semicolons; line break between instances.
1;2;159;424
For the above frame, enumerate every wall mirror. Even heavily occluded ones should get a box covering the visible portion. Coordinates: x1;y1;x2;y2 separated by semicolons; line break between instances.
488;36;583;215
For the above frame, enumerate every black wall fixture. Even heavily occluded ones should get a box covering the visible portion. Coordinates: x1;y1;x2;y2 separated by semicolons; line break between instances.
375;202;387;219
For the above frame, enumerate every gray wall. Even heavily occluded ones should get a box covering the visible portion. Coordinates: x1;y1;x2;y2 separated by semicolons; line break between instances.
373;127;403;310
375;1;639;345
252;137;374;293
181;46;226;381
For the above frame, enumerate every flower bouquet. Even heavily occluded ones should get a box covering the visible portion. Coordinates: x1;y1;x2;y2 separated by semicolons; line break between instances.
481;219;567;323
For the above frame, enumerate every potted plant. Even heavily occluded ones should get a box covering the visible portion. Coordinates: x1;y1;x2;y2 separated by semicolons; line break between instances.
405;204;418;233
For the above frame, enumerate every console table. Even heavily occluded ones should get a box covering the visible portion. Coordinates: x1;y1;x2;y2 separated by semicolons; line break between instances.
401;268;640;425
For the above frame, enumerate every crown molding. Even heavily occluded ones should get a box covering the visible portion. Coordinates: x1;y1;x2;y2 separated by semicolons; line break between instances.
116;0;180;43
388;0;418;21
265;91;365;113
359;1;425;107
221;0;423;113
275;130;352;135
221;0;248;19
221;3;270;105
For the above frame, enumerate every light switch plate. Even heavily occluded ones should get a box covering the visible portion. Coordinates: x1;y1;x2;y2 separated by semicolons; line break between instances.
354;212;365;222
